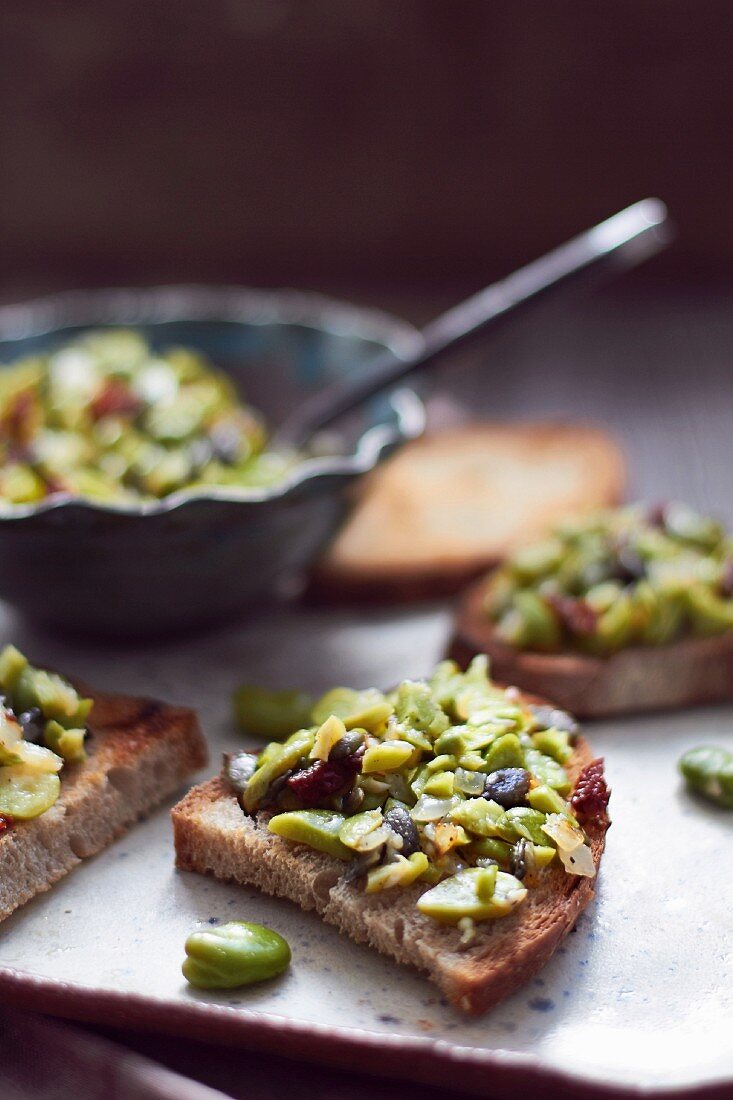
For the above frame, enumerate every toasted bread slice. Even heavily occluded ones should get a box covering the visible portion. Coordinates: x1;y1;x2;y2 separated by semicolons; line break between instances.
172;734;608;1015
450;577;733;718
0;687;207;923
310;423;625;601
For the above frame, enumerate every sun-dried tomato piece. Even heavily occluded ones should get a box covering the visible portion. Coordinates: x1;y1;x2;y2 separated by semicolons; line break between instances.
547;594;598;638
0;390;37;446
0;813;13;836
646;501;668;528
287;750;363;808
90;380;141;421
571;758;610;824
720;559;733;599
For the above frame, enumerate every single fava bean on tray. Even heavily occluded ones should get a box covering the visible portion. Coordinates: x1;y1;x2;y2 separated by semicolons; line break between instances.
679;745;733;809
183;921;291;990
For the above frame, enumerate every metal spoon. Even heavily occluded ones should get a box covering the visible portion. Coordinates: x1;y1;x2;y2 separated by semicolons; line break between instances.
274;198;670;450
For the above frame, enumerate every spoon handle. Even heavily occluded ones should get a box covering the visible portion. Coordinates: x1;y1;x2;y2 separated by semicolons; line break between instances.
277;198;670;449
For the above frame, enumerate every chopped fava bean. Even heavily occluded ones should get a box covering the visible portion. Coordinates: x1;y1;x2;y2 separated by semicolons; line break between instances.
423;771;455;798
44;720;86;764
232;686;314;741
242;729;315;813
311;688;393;732
417;868;526;923
527;784;569;816
0;770;61;820
484;734;525;773
365;852;428;893
679;745;733;809
362;741;414;774
531;729;572;764
503;807;548;846
339;809;385;851
268;809;351;860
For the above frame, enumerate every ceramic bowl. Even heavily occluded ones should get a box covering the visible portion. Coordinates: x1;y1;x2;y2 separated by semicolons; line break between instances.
0;286;424;637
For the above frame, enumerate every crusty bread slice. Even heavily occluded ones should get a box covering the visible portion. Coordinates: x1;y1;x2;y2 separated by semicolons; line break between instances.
450;577;733;718
310;423;625;601
172;736;608;1015
0;688;207;923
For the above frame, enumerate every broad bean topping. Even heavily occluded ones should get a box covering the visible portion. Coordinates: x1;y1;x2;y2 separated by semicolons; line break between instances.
0;645;91;821
226;658;605;925
0;330;294;506
484;504;733;654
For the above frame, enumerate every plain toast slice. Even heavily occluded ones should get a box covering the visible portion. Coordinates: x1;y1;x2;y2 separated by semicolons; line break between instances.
172;733;608;1015
0;687;207;922
311;423;625;601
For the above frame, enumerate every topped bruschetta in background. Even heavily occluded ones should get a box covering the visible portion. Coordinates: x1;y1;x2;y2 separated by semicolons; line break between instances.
450;503;733;717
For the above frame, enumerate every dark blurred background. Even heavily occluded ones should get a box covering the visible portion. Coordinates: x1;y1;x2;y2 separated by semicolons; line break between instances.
2;1;733;300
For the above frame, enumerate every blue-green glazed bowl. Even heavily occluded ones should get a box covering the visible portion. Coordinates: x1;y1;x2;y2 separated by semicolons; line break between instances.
0;286;424;638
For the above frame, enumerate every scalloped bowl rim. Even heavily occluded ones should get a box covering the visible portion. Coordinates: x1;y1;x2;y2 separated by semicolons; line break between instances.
0;285;426;519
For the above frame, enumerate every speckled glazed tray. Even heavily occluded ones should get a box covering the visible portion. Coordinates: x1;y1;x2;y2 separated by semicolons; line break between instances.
0;603;731;1099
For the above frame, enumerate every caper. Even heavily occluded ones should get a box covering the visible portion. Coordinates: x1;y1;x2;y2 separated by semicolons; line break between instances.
529;704;578;736
183;921;291;989
18;707;44;745
679;745;733;809
329;729;365;761
483;767;530;809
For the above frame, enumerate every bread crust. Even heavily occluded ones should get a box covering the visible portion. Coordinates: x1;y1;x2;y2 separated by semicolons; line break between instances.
310;423;625;602
172;730;608;1015
0;687;207;923
450;576;733;718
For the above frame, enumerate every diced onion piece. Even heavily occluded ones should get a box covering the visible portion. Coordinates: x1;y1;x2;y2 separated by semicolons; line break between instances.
411;794;455;822
454;767;486;796
557;842;596;877
541;812;585;852
354;824;394;852
541;813;596;878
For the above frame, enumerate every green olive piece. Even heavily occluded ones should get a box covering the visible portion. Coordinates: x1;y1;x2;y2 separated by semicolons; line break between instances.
232;685;314;741
183;921;291;990
679;745;733;809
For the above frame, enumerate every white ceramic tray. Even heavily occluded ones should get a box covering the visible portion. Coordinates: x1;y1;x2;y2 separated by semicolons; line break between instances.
0;603;731;1098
